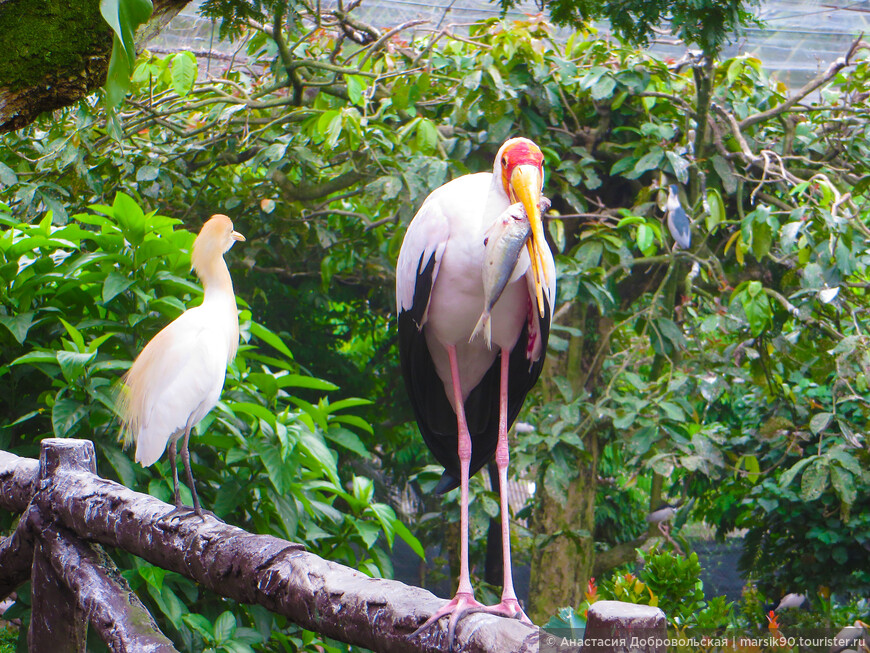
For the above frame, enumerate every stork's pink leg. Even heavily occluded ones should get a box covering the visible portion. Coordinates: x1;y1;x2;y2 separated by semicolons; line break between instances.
487;349;532;622
411;345;485;642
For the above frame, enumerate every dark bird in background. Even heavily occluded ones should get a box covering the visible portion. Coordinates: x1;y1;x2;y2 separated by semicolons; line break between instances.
665;184;692;250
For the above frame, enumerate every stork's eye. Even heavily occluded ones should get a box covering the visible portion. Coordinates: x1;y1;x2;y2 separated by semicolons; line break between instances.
501;155;508;168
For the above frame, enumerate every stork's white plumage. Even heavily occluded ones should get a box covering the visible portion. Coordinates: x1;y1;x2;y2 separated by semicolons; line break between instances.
397;138;555;635
119;214;244;518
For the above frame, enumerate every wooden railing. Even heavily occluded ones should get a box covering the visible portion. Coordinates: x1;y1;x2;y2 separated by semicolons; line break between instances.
0;438;541;652
0;438;666;652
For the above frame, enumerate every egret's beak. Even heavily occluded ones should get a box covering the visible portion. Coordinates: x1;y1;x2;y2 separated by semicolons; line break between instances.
231;231;245;242
509;164;548;317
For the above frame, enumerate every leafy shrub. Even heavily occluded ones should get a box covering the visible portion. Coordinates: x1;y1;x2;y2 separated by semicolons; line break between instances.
0;194;421;648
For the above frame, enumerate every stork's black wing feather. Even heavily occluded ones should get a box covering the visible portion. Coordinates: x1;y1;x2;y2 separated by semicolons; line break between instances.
399;252;551;494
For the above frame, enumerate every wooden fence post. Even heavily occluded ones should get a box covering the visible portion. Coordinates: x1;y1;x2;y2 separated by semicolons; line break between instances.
28;439;96;652
583;601;667;653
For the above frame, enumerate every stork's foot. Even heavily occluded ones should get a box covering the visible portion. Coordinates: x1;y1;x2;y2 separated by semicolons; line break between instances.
471;597;532;624
411;592;485;650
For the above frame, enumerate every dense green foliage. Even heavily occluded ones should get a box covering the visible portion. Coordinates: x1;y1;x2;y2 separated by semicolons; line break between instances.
1;0;869;645
0;195;420;649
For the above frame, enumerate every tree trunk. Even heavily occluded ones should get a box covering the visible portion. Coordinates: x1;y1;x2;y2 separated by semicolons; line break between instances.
0;0;192;133
526;302;605;622
527;444;598;623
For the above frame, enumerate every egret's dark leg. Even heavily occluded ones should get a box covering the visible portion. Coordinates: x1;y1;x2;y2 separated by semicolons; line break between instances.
411;344;484;645
179;426;203;518
158;428;198;522
168;439;181;507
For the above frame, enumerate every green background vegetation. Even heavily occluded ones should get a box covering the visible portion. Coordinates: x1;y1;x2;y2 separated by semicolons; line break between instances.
0;0;868;648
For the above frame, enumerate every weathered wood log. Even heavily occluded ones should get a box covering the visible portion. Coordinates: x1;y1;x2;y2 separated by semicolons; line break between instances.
0;0;192;133
582;601;666;653
3;440;540;653
30;535;88;652
44;524;179;653
0;450;38;512
0;507;38;598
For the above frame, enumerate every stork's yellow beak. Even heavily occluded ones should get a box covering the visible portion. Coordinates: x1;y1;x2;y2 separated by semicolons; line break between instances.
509;164;548;317
231;230;245;242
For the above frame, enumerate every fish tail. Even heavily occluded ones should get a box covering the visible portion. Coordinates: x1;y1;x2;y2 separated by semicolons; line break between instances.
470;311;491;347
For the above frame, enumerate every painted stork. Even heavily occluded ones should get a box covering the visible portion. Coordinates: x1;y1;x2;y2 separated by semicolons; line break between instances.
396;137;555;635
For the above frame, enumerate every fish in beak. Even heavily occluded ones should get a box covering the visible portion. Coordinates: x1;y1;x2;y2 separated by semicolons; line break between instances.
509;164;549;318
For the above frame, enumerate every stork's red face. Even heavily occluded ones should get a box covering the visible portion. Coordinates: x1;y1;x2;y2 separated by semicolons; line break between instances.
497;138;548;317
498;139;545;193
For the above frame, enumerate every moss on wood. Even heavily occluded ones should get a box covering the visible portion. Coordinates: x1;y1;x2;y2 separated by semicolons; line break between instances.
0;0;113;92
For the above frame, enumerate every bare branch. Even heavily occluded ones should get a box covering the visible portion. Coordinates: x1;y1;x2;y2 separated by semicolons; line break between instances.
272;169;368;202
739;35;867;130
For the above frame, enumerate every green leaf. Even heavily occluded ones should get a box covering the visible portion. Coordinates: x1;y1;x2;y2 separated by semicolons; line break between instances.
829;464;857;505
665;151;689;184
277;374;337;392
548;217;565;253
739;455;761;484
59;318;85;350
800;460;828;502
170;51;197;97
249;322;294;360
325;427;370;457
228;401;277;429
52;398;89;438
329;414;373;435
57;350;96;382
736;281;771;336
11;350;58;366
182;613;214;641
626;148;664;179
809;412;833;435
353;520;381;548
352;475;374;503
298;431;338;485
100;0;154;109
779;456;815;488
636;224;654;253
726;58;745;85
750;221;772;261
112;193;147;246
0;162;18;187
102;271;136;302
138;565;166;591
135;165;160;182
590;74;616;100
213;611;236;642
392;517;425;559
267;489;298;540
705;188;725;232
416;118;439;154
256;443;290;495
0;312;36;344
346;74;366;106
367;502;397;547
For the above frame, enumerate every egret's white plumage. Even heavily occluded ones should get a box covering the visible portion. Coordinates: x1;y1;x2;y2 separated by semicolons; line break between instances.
119;213;244;517
397;138;555;635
